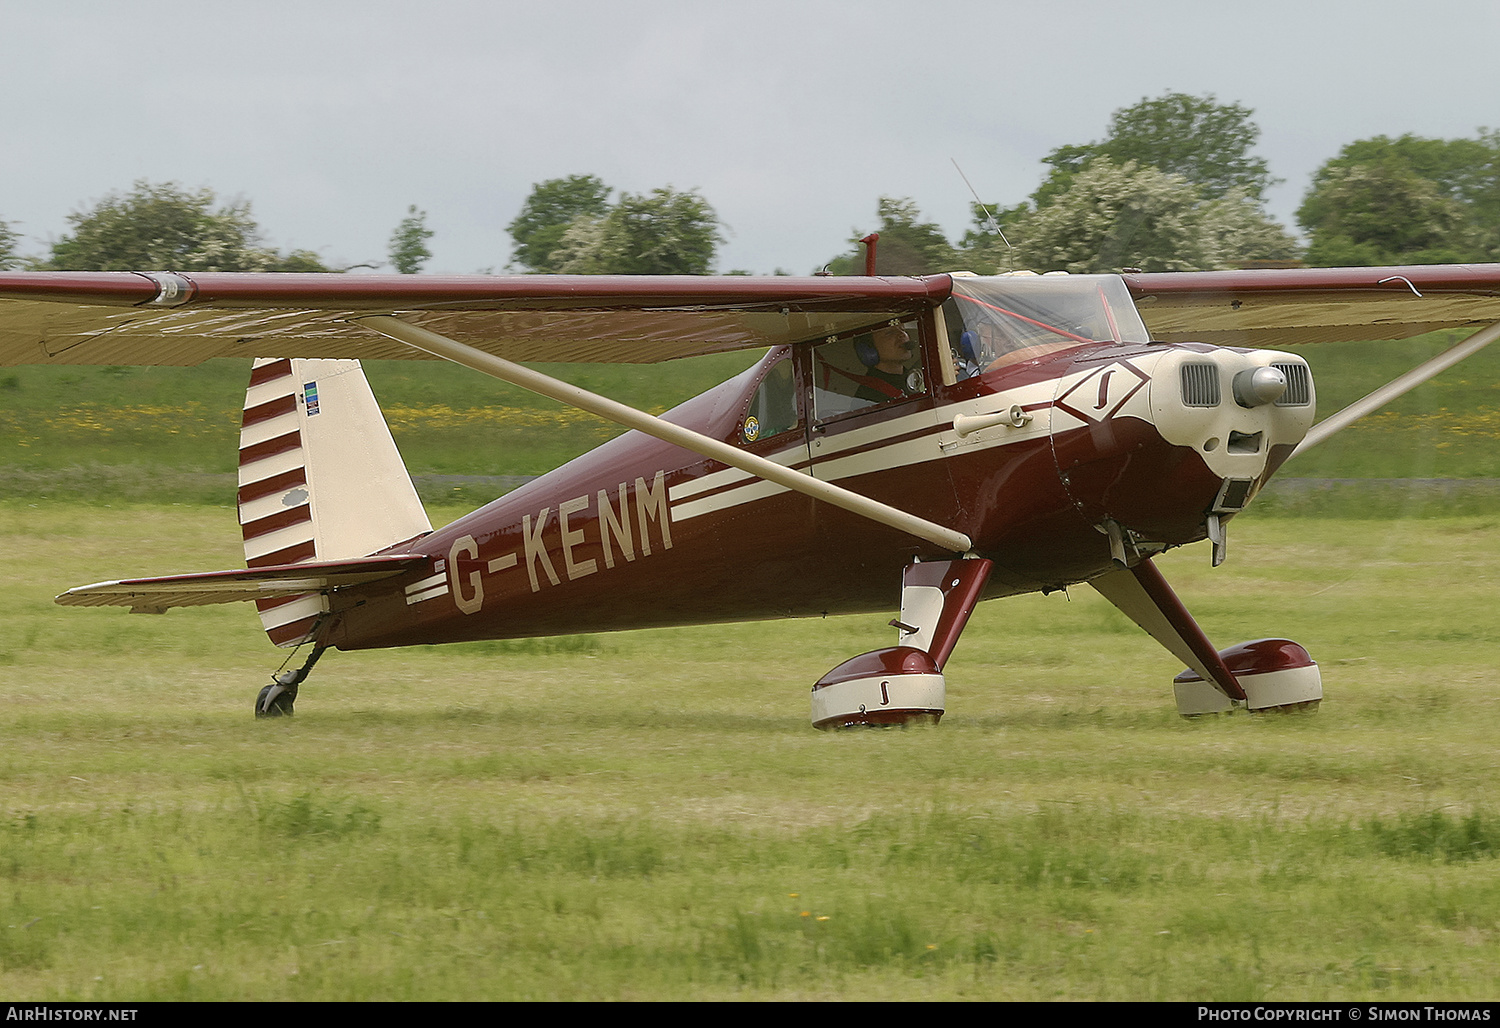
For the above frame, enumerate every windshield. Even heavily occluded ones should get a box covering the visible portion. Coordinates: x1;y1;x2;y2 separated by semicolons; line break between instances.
947;274;1150;374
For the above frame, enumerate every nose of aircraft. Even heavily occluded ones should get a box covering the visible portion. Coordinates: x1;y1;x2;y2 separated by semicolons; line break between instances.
1050;344;1316;548
1233;365;1288;407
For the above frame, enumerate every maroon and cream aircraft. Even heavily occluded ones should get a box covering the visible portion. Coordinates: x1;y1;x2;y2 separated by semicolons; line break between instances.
2;261;1497;724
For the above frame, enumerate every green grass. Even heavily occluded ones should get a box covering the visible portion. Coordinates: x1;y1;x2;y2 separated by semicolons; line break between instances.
3;503;1498;999
1;323;1497;998
0;352;763;500
2;329;1497;504
1282;329;1500;479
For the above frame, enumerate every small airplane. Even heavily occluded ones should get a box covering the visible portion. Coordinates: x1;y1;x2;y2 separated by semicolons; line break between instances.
2;256;1497;725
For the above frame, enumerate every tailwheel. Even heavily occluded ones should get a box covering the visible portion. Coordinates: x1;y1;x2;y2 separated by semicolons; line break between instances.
255;673;299;718
254;645;326;719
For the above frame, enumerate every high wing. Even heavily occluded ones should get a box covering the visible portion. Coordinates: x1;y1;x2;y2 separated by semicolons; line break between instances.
0;272;952;367
6;265;1500;368
1123;264;1500;346
5;264;1496;494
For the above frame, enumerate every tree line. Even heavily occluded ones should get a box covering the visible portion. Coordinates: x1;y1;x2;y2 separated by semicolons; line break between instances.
0;177;718;277
0;182;436;276
3;92;1498;275
829;95;1500;276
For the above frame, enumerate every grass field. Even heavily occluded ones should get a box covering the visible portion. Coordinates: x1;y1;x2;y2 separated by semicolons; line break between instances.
3;330;1499;505
2;325;1497;999
2;502;1498;1000
0;352;764;505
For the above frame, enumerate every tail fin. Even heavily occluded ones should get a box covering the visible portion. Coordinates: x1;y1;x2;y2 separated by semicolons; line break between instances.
238;357;431;645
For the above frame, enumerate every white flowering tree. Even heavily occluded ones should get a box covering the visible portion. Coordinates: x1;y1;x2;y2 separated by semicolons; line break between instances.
507;175;613;273
1007;160;1297;273
546;186;722;275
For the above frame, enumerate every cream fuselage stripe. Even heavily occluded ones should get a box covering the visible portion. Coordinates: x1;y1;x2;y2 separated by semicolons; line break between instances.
668;378;1066;522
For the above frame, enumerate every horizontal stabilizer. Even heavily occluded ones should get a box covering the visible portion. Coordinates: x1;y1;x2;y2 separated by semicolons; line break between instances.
56;554;424;614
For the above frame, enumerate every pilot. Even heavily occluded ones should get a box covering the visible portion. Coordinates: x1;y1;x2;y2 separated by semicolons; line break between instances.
853;324;916;403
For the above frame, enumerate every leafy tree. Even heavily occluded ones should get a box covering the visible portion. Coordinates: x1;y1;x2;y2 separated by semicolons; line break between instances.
956;199;1031;274
1314;132;1500;221
822;197;958;275
1299;163;1471;266
1034;92;1277;207
948;93;1295;274
1297;132;1500;265
507;175;612;272
44;180;330;272
274;250;336;273
0;217;20;270
550;186;722;275
598;187;722;275
817;95;1292;277
1007;160;1297;274
388;205;434;274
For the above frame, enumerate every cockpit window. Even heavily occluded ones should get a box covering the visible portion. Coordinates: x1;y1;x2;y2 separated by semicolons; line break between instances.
811;318;926;421
949;274;1150;374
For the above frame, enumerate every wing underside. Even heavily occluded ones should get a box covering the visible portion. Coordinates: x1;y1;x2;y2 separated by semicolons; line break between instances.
1124;264;1500;346
0;272;953;367
6;265;1500;369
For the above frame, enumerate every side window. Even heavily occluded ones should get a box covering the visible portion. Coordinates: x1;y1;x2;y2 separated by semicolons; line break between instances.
741;354;798;443
811;319;926;421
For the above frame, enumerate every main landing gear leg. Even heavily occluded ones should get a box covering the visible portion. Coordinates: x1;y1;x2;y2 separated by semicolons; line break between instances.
255;645;328;719
1088;559;1321;715
810;558;994;729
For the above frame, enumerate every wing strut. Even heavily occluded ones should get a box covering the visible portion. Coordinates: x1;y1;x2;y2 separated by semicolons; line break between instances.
356;316;974;554
1292;318;1500;456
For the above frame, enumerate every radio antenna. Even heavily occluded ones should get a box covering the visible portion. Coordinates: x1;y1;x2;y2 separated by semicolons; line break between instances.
951;157;1012;253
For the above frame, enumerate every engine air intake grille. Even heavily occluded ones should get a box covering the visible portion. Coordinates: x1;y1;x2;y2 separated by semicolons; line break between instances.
1272;362;1311;406
1180;363;1220;407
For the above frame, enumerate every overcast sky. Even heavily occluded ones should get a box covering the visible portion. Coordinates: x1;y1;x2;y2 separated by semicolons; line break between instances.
4;0;1498;275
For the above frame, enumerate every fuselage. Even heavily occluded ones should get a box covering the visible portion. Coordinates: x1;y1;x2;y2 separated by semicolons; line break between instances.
322;273;1315;651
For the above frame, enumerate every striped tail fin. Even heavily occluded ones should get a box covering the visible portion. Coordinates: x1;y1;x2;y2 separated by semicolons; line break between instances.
238;358;432;646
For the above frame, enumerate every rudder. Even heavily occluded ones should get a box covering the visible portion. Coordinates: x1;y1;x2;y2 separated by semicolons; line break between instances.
238;357;431;645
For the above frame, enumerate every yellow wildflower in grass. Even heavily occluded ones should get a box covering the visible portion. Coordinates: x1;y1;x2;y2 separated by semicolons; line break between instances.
1362;407;1500;438
0;403;236;439
0;401;673;439
382;404;671;430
